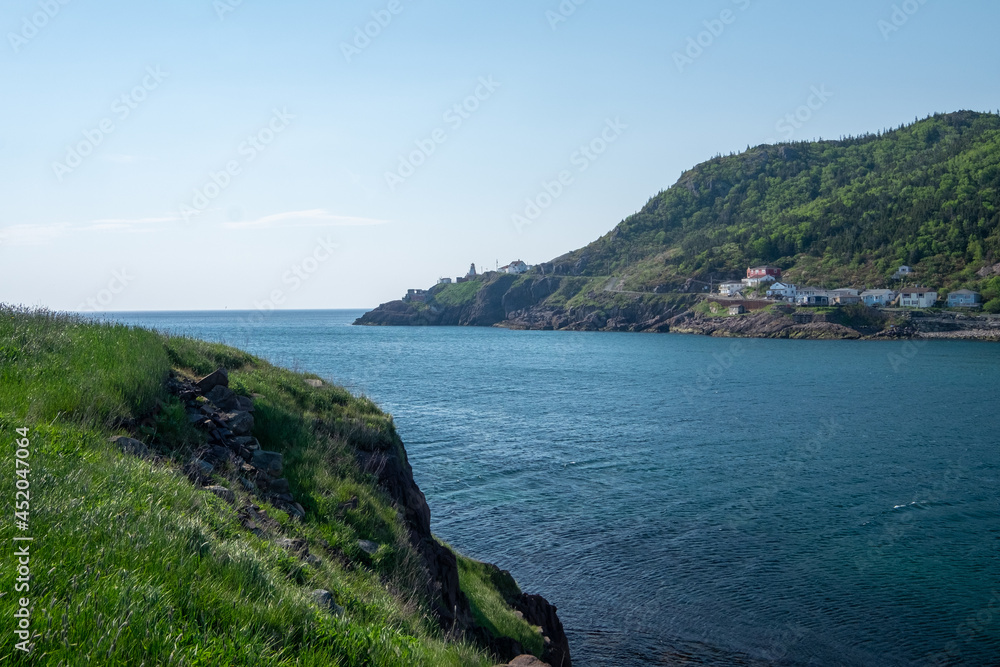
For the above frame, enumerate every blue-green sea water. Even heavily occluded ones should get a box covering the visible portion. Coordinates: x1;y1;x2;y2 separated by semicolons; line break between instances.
98;310;1000;666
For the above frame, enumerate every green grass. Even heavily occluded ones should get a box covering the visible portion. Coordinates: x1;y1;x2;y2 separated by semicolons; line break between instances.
694;300;747;317
454;553;544;658
0;306;526;666
428;280;482;308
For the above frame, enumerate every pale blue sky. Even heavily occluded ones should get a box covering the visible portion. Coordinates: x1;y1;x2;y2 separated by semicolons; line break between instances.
2;0;998;310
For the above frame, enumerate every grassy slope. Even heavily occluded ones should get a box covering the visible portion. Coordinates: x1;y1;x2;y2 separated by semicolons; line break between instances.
454;554;544;657
0;306;541;665
429;280;483;308
552;111;1000;299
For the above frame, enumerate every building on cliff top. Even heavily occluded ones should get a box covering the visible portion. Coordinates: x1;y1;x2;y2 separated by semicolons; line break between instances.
499;260;530;275
403;289;427;303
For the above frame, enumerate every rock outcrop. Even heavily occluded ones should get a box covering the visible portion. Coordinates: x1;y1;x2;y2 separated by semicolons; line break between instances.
496;656;551;667
355;437;473;632
170;368;305;519
116;366;572;663
514;594;571;667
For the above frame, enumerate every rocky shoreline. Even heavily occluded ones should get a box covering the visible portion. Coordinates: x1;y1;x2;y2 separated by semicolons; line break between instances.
356;288;1000;342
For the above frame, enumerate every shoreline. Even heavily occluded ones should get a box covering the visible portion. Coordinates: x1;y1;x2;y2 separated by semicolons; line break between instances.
356;299;1000;343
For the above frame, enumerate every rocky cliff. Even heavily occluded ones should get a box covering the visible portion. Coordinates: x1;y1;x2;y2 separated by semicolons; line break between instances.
118;364;571;665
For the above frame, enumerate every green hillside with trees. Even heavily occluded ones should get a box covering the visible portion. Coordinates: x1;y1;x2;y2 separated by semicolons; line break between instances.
549;110;1000;308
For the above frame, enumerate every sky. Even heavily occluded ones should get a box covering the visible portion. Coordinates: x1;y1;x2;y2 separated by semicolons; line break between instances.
2;0;999;311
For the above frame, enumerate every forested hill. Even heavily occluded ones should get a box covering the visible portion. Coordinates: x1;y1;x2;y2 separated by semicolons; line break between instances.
550;110;1000;292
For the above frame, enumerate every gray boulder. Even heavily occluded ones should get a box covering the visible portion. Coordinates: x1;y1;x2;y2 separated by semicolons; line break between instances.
196;368;229;392
110;436;149;458
223;411;254;436
278;537;309;553
252;450;283;477
232;436;260;450
203;485;236;504
507;657;550;667
311;589;344;616
205;385;240;411
358;539;380;555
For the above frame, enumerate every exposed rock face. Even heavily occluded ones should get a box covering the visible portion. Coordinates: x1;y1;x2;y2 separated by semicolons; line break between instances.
977;262;1000;278
465;273;518;325
515;594;571;667
668;310;862;339
470;562;572;666
354;276;694;334
357;441;473;631
501;277;559;315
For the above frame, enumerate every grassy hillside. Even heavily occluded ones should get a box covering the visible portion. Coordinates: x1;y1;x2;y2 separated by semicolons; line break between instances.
358;111;1000;332
552;111;1000;299
0;306;544;666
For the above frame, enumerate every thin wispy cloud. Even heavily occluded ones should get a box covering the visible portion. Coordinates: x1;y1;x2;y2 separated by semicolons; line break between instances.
83;215;180;231
222;209;388;230
0;215;181;244
0;209;385;246
0;223;73;246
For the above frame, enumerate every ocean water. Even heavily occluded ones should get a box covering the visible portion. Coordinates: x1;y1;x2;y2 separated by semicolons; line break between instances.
98;310;1000;666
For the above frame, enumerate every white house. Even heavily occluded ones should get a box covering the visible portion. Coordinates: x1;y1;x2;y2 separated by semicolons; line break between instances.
437;277;453;285
893;265;915;279
766;282;798;300
719;282;745;297
947;289;981;308
861;289;896;307
899;287;938;308
742;275;778;287
499;260;530;275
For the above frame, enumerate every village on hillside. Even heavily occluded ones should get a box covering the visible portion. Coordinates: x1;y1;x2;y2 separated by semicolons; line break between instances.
397;258;984;314
713;265;983;312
